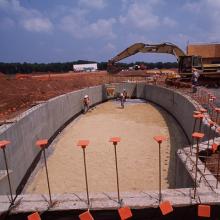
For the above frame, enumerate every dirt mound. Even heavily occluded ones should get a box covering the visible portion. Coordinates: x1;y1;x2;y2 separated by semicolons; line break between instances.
0;71;139;121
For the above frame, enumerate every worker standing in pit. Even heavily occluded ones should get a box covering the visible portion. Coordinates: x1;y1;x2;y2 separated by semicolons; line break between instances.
83;94;90;113
120;93;125;108
191;68;200;93
123;89;127;102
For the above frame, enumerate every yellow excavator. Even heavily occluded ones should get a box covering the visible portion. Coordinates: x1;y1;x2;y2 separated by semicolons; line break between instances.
107;42;220;81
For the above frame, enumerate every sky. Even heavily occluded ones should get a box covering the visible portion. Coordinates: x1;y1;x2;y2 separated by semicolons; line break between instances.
0;0;220;63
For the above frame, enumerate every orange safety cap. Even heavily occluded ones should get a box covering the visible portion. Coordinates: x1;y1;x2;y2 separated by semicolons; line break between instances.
200;108;207;113
159;200;173;215
36;139;48;148
27;212;41;220
193;111;201;114
109;137;121;144
212;143;218;153
192;132;204;139
118;206;132;220
198;204;211;217
193;114;204;119
215;107;220;113
208;120;215;127
153;136;166;144
79;210;94;220
77;140;90;148
0;140;11;149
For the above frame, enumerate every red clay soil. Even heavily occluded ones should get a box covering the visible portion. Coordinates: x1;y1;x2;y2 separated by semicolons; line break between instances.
0;71;147;122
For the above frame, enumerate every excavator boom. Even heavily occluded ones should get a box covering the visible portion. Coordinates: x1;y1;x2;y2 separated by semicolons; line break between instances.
107;42;186;73
109;42;186;63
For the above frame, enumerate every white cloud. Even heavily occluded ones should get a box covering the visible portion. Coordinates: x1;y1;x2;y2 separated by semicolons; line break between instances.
60;10;116;39
103;42;116;52
162;17;177;27
0;0;53;32
78;0;107;9
22;18;53;32
119;1;160;29
183;0;220;41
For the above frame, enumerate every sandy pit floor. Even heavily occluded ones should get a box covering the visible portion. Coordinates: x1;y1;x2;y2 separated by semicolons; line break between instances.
25;100;188;194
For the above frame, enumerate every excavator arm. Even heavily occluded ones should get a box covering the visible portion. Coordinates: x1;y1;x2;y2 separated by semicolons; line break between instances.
107;42;186;73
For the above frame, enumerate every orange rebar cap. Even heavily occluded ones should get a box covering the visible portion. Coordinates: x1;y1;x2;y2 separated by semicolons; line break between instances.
109;137;121;144
193;113;204;119
208;120;215;127
36;139;48;148
27;212;41;220
79;210;94;220
159;200;173;215
192;132;204;139
77;140;90;148
212;143;218;153
153;136;166;144
193;111;201;115
0;140;11;149
198;204;211;217
200;108;207;113
118;206;132;220
215;107;220;113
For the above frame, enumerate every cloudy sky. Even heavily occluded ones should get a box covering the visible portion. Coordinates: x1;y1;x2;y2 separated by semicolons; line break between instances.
0;0;220;63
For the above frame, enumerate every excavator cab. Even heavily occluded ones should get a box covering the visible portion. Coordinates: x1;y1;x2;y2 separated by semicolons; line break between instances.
178;55;203;77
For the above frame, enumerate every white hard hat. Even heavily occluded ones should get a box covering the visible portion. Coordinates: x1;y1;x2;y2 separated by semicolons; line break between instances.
84;95;88;98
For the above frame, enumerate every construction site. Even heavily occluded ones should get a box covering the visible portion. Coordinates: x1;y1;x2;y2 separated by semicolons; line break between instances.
1;42;220;220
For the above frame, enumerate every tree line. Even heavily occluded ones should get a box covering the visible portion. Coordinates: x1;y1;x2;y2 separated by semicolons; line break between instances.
0;60;178;74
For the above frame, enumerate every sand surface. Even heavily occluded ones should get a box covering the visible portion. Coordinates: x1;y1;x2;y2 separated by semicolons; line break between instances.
25;100;188;194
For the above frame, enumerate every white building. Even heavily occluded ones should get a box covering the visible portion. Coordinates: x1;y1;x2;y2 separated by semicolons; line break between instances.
73;63;98;72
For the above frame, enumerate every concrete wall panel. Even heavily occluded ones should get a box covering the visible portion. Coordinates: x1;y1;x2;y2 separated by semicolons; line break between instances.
0;86;104;195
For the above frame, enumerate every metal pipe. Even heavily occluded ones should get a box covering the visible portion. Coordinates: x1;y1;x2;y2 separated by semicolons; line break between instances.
83;148;90;206
191;118;197;154
193;139;199;199
114;143;121;205
2;148;13;204
43;148;52;205
216;151;220;189
159;142;162;202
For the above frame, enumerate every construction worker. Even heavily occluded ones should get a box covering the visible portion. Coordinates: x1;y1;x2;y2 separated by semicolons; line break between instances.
191;68;200;93
83;94;90;113
120;93;125;108
123;89;127;102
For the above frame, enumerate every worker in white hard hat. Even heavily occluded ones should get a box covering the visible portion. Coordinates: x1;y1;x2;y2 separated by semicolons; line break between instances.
83;94;90;113
191;68;200;93
120;92;125;108
123;89;127;102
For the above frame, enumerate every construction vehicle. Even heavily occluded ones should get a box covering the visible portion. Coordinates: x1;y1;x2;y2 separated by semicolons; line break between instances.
107;42;220;83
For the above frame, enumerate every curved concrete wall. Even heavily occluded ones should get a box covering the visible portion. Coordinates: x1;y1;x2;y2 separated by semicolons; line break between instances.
0;85;106;195
143;85;196;141
0;82;218;195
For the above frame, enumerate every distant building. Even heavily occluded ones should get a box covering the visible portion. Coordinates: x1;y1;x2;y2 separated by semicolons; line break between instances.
73;63;98;72
187;43;220;64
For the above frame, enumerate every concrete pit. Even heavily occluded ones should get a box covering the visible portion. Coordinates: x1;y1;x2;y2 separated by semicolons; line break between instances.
25;99;188;194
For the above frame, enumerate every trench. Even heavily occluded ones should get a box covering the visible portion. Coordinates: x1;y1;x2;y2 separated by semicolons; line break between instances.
24;99;188;194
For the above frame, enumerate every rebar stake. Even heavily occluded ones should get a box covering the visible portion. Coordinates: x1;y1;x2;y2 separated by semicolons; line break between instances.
77;140;90;207
36;139;52;206
109;137;121;205
192;132;204;199
153;136;166;202
0;140;13;204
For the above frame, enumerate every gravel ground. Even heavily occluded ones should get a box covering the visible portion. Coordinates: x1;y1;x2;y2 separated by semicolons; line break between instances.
25;100;188;194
